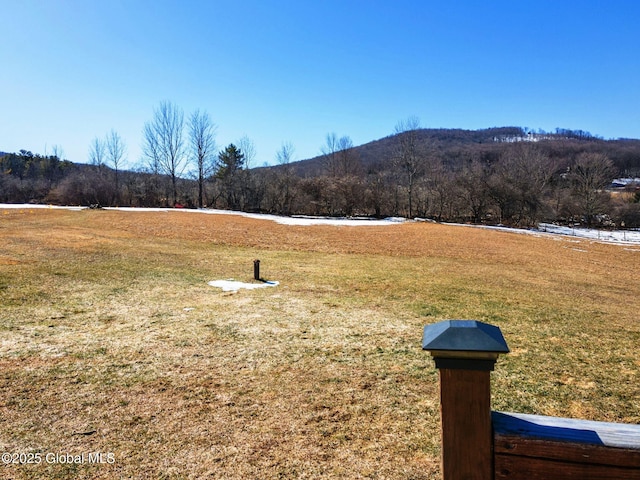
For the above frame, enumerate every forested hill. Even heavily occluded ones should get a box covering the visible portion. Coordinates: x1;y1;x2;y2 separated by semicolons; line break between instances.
283;127;639;177
2;127;640;228
282;127;524;176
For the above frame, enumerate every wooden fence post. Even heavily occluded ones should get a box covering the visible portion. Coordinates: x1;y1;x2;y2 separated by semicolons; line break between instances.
422;320;509;480
253;259;260;281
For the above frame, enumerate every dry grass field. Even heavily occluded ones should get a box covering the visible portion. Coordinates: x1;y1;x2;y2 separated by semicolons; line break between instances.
1;207;639;479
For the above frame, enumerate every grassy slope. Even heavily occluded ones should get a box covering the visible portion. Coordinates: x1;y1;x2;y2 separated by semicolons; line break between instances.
0;208;638;479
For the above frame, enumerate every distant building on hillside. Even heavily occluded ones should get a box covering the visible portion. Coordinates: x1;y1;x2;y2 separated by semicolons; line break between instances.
493;132;556;143
610;178;640;189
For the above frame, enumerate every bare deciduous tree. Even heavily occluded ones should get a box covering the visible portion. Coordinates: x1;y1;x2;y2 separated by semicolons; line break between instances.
274;141;296;214
457;159;491;223
488;145;556;226
143;101;186;206
237;136;256;169
237;135;258;210
322;133;361;177
88;137;106;169
51;145;65;161
105;129;126;205
394;116;424;218
276;141;295;166
319;133;363;215
321;132;340;177
569;152;615;226
188;109;217;208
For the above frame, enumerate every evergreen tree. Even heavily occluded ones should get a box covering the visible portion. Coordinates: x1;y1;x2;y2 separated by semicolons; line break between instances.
216;144;244;179
216;144;245;209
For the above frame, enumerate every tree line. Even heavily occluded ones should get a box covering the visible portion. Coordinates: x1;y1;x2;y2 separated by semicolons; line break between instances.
2;106;640;228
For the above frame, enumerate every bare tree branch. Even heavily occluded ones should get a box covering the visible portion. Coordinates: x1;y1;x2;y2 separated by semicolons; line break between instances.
189;109;217;208
142;101;185;205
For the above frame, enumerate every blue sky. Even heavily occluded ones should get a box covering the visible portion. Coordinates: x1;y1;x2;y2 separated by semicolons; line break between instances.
1;1;639;168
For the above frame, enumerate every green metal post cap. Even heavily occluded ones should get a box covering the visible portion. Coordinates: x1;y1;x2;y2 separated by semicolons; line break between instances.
423;320;509;353
422;320;509;370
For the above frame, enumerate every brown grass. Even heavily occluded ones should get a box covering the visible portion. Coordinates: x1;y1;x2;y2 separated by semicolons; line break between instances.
0;208;638;479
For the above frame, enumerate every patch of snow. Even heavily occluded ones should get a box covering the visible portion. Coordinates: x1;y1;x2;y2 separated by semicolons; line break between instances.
537;223;640;245
103;207;408;226
0;204;408;226
199;210;408;226
2;204;639;245
208;279;279;292
442;221;640;246
0;204;85;211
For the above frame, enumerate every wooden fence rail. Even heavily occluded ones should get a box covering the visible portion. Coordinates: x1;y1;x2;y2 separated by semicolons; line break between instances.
422;320;640;480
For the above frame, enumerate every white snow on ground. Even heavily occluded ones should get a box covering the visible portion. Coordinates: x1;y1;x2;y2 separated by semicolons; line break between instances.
0;204;407;226
0;203;85;211
104;207;408;226
2;204;639;245
536;223;640;244
208;279;279;292
436;221;640;246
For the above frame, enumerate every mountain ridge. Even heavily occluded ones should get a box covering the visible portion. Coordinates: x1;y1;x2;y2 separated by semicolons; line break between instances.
273;126;638;177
